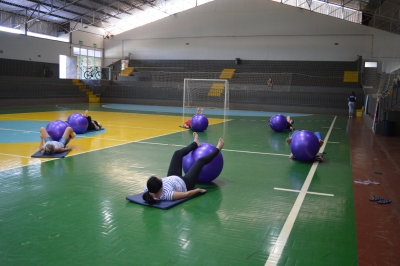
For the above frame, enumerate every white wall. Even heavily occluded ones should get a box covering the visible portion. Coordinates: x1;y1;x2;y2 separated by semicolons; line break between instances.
71;25;105;49
0;27;104;64
0;31;70;63
104;0;400;71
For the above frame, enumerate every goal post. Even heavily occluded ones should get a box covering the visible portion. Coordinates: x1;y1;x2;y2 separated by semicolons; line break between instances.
183;78;229;123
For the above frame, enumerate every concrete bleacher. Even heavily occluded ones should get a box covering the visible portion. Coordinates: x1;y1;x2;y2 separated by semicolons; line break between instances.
100;59;363;113
112;59;360;88
0;76;87;106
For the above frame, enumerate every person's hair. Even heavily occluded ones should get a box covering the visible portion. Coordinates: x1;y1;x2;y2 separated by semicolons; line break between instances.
44;143;55;154
147;176;162;192
351;91;355;95
142;176;163;204
142;191;156;204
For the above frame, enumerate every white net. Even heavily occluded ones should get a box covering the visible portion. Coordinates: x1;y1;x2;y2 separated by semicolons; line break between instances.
183;78;229;127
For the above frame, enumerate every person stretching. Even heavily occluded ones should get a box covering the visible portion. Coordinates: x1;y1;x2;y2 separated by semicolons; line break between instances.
143;132;224;204
180;108;204;129
39;127;76;155
286;130;324;161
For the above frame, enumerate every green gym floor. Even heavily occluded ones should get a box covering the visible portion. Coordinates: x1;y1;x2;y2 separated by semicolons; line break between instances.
0;104;357;266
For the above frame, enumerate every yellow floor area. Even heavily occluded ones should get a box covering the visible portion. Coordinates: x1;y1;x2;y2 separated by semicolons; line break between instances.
0;110;225;172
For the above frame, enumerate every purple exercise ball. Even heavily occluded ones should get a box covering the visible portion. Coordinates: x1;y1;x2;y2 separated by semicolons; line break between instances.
67;113;88;134
290;130;320;161
182;142;224;183
191;114;209;132
269;114;287;132
46;120;69;141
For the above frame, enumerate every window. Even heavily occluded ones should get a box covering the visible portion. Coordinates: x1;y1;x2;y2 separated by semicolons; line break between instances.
365;62;378;68
73;46;103;79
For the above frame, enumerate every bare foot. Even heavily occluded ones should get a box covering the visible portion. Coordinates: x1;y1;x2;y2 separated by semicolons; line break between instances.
319;140;324;146
289;153;293;159
286;138;291;144
84;110;88;117
193;132;200;146
216;138;224;150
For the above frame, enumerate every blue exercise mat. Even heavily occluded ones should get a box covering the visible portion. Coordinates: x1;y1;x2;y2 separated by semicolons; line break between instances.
31;150;70;158
126;192;205;210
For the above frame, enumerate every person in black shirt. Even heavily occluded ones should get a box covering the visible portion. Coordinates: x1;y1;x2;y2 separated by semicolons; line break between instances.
348;92;356;118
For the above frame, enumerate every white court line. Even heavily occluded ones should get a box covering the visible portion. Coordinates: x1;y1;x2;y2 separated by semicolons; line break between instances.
274;187;334;197
265;116;336;266
137;142;288;156
0;127;38;133
0;119;233;173
105;125;176;131
0;152;33;159
322;127;341;129
327;141;340;144
274;188;299;193
0;129;186;174
307;191;334;197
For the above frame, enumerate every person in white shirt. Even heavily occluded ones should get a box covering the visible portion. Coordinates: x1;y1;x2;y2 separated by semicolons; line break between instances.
143;132;224;204
39;127;75;155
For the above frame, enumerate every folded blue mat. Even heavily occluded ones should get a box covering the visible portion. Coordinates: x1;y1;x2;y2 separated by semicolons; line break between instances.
126;192;205;210
31;150;70;158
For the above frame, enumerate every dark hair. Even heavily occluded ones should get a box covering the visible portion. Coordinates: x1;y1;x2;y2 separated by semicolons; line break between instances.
44;143;55;154
142;176;162;204
147;176;162;193
351;91;355;95
142;191;156;204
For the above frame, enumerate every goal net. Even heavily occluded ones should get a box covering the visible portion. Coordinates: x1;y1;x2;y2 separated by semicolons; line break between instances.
183;78;229;128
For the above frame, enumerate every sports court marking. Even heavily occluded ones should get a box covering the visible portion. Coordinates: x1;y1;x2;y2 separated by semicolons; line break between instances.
322;126;341;129
0;128;38;133
136;141;289;157
265;116;337;266
274;187;334;197
0;152;33;159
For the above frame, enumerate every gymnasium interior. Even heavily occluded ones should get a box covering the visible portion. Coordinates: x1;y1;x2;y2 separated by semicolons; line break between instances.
0;0;399;265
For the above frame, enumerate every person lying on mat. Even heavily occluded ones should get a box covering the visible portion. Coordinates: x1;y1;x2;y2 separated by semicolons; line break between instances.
180;107;204;129
83;110;103;131
286;130;324;161
39;127;76;155
143;132;224;204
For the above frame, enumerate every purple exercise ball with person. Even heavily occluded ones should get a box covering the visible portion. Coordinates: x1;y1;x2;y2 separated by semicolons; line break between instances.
190;114;209;132
182;142;224;183
269;114;287;132
46;120;69;141
290;130;320;161
67;113;88;134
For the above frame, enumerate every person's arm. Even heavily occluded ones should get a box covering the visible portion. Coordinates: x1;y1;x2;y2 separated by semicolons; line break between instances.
39;136;45;151
54;146;72;153
172;188;206;200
